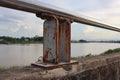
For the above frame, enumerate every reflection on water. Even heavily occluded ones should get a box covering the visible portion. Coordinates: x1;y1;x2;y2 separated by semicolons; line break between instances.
0;43;120;67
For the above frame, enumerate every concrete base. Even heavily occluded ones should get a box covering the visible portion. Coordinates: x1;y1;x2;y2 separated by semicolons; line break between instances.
31;61;78;70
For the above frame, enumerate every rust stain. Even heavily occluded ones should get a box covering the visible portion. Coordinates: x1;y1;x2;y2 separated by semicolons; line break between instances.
58;19;71;62
55;17;59;64
38;13;71;64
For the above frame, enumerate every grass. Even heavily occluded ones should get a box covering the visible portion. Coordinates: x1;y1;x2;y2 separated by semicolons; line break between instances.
71;48;120;60
0;66;19;72
71;53;94;60
0;66;6;71
71;56;82;60
102;48;120;55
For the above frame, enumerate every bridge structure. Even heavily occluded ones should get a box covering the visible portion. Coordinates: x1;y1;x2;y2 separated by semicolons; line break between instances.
0;0;120;69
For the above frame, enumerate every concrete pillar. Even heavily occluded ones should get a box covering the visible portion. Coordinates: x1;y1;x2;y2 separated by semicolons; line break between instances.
36;13;71;64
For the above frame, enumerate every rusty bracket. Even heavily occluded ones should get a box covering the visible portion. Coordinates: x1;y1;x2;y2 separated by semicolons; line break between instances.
32;13;78;70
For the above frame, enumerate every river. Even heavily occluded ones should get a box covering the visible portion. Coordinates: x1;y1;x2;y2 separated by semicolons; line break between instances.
0;43;120;67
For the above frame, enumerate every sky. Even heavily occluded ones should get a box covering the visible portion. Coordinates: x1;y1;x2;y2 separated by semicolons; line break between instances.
0;0;120;40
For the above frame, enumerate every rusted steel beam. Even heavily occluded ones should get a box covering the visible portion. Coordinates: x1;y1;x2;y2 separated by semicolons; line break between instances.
37;13;71;64
59;19;71;62
43;15;59;64
0;0;120;32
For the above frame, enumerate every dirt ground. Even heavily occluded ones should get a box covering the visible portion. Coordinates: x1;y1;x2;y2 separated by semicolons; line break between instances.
0;66;48;80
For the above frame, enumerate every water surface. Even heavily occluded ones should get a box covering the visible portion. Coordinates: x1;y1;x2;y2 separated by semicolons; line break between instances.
0;43;120;67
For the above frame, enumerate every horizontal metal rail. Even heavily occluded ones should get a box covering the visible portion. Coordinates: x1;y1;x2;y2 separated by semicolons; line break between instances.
0;0;120;32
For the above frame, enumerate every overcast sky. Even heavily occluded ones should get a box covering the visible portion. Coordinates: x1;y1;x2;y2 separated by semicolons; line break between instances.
0;0;120;40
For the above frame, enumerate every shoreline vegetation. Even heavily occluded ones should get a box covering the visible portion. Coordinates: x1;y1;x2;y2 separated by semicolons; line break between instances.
0;66;20;71
0;36;43;44
0;48;120;71
0;36;120;44
71;48;120;60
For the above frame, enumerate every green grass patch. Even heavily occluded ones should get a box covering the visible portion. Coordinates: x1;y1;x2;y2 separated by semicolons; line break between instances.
0;66;20;72
71;53;94;60
0;66;6;71
71;56;82;60
102;48;120;55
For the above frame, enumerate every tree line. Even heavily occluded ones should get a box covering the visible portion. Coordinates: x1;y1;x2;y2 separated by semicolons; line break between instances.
0;36;120;44
0;36;43;44
71;39;120;43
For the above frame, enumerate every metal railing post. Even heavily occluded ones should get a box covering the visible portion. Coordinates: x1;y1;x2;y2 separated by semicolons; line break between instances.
37;13;71;64
31;13;78;69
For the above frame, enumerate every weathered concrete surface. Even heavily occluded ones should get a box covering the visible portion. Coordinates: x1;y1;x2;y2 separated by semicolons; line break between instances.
1;53;120;80
58;54;120;80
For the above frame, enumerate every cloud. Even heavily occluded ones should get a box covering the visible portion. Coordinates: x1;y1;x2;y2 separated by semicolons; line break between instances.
10;28;20;33
83;25;119;40
0;14;3;18
0;7;43;37
0;25;8;30
84;26;95;33
80;1;120;27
